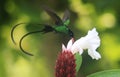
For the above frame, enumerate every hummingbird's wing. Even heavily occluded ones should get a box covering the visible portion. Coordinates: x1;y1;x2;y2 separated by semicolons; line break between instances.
42;6;63;25
62;10;70;26
62;10;70;22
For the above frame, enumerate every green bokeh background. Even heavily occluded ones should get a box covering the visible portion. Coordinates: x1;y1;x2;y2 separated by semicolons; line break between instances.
0;0;120;77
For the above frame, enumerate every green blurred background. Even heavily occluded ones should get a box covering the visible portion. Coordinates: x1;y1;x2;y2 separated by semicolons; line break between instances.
0;0;120;77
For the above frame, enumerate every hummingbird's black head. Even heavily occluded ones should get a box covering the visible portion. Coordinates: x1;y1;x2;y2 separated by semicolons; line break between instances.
68;29;74;38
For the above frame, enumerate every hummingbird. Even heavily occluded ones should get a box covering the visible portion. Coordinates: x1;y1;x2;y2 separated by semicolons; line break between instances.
11;6;74;56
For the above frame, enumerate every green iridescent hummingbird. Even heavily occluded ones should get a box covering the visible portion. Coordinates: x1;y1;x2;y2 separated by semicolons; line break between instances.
11;6;74;56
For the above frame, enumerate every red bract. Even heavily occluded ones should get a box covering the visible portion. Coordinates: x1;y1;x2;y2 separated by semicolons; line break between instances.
55;51;76;77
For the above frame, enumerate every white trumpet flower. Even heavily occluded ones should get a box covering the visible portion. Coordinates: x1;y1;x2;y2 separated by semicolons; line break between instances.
62;28;101;60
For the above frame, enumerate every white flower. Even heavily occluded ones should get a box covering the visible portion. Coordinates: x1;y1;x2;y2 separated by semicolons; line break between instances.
62;28;101;60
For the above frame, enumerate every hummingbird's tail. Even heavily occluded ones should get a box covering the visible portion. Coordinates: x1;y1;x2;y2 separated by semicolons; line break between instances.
11;23;54;56
11;23;26;45
19;25;54;56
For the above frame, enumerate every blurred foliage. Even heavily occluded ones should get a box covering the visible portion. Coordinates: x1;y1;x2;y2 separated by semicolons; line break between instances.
0;0;120;77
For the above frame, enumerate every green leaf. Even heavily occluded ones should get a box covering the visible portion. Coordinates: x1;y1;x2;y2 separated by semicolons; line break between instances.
87;69;120;77
75;53;82;72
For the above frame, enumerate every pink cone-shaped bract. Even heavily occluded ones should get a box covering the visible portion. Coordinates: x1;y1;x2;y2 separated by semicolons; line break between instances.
55;51;76;77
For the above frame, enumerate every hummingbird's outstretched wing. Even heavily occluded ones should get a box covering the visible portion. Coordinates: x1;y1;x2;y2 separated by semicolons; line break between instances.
62;10;70;26
62;10;70;22
42;6;63;25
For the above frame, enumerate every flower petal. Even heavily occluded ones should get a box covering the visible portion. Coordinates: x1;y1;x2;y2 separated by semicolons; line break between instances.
72;28;100;49
86;28;100;49
71;36;89;53
88;49;101;60
67;38;73;50
78;48;83;55
71;28;101;60
62;44;66;51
